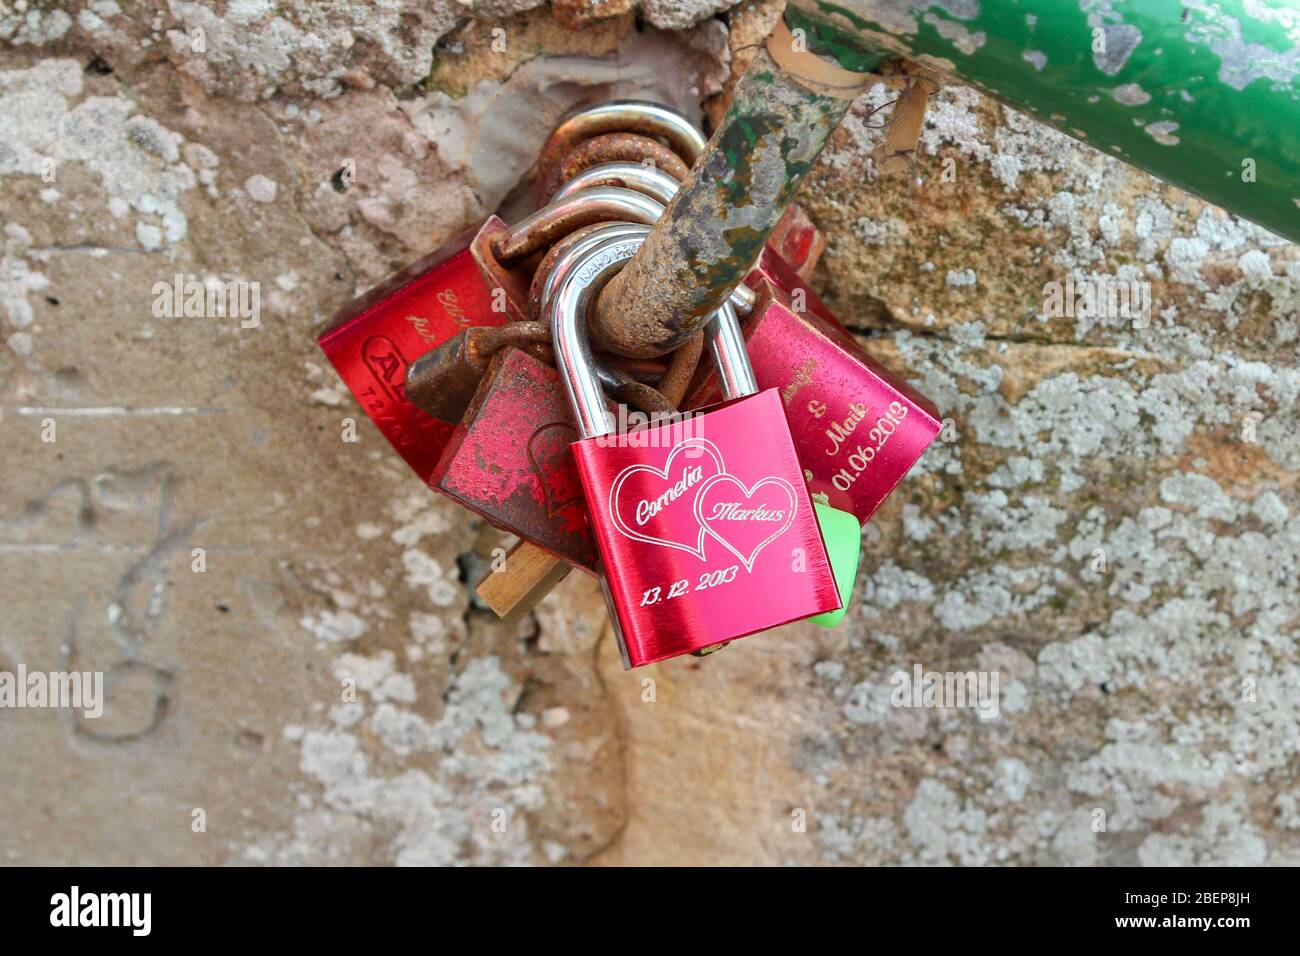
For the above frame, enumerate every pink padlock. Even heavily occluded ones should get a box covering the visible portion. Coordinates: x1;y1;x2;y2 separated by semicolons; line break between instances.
552;229;841;668
688;276;942;524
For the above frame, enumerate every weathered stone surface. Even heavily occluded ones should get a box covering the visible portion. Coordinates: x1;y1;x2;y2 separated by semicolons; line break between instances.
790;54;1300;868
2;1;1297;867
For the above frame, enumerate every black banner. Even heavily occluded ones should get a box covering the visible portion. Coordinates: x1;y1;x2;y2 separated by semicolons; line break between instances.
0;866;1281;942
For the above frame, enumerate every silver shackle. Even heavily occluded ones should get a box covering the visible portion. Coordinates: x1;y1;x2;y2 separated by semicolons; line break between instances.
703;298;758;400
540;172;756;321
552;100;708;161
552;162;681;207
529;219;658;396
548;229;759;441
492;186;666;263
539;100;708;190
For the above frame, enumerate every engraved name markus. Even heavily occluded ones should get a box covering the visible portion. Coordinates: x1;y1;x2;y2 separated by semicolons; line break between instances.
705;502;786;521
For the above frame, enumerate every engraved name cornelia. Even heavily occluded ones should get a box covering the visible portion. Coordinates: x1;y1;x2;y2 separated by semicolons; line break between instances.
634;465;704;525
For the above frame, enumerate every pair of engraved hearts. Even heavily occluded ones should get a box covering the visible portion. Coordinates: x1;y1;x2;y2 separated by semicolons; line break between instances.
607;438;797;573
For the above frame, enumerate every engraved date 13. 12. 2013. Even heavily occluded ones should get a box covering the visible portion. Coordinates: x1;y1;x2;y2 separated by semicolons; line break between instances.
639;564;739;607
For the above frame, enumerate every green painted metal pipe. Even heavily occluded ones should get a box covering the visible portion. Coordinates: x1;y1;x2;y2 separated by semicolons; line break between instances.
791;0;1300;242
588;36;886;358
597;0;1298;358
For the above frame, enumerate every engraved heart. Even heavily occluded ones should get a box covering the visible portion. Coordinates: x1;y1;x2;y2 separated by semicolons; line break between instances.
527;421;583;517
607;438;725;559
693;473;798;573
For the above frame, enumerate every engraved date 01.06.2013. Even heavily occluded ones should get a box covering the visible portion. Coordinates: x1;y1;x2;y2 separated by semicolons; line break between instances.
639;565;739;607
829;399;909;493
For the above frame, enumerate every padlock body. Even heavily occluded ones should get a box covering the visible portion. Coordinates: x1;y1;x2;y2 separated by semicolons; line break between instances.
572;389;841;668
764;203;826;283
431;348;598;572
687;282;942;524
745;244;838;325
469;224;533;323
317;217;511;478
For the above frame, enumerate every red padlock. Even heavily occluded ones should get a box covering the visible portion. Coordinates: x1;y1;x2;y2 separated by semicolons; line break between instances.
427;221;687;575
317;225;506;480
763;203;828;285
745;242;838;326
553;232;841;667
686;278;942;524
319;186;666;477
422;217;767;574
432;346;601;571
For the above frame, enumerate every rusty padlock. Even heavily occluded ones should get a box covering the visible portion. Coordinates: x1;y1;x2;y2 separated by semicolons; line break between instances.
421;222;678;577
431;343;677;576
396;185;668;434
552;231;841;666
470;363;681;623
318;150;678;474
403;321;552;424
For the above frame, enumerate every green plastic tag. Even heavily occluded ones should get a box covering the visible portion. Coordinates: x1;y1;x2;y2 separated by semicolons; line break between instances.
810;502;860;628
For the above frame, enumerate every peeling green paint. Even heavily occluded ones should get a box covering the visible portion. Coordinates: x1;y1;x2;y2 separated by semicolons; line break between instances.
793;0;1300;242
785;4;889;74
591;37;888;356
